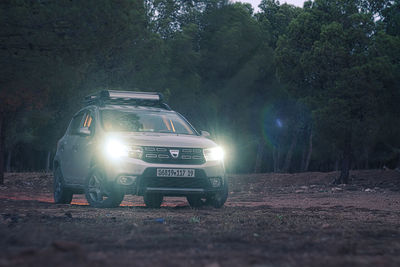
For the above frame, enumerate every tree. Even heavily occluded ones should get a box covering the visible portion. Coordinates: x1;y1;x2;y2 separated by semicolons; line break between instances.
0;0;152;180
1;0;398;176
275;0;396;183
257;0;302;48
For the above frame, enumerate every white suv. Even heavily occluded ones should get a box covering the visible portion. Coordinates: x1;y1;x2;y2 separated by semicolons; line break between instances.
53;90;227;208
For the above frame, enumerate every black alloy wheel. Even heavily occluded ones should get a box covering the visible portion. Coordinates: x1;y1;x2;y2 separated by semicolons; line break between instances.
186;195;207;208
208;181;228;208
53;166;73;204
143;193;163;208
84;169;124;208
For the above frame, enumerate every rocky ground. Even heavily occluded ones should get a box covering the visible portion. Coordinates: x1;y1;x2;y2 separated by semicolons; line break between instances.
0;170;400;267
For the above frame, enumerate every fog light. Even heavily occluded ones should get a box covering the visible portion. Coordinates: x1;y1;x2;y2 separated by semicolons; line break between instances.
118;176;136;185
209;177;222;188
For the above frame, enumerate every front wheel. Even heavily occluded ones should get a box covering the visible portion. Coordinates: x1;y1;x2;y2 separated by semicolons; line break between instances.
143;193;163;208
208;182;228;208
186;195;207;208
53;167;73;204
84;169;124;208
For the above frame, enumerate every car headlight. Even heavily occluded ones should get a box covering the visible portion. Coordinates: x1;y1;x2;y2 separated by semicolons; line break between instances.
104;139;143;160
203;146;224;162
104;139;129;159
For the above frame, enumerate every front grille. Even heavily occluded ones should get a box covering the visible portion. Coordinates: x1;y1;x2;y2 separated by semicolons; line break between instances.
144;177;207;189
141;146;205;164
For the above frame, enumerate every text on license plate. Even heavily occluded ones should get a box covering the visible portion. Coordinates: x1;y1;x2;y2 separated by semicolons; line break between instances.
156;168;195;177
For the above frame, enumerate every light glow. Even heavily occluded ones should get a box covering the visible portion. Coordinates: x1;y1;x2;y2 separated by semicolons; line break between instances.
105;138;129;159
203;146;224;162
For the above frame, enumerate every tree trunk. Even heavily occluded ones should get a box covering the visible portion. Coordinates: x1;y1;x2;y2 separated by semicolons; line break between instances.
336;133;352;184
277;144;281;172
335;157;340;171
283;131;298;172
362;144;369;170
0;114;4;184
272;145;280;173
339;150;351;184
46;151;51;173
254;139;265;173
364;149;369;170
301;128;313;172
301;146;307;171
396;153;400;171
6;148;12;173
272;147;277;172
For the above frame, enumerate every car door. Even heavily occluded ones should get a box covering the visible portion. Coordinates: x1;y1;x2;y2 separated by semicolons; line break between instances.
71;110;97;185
60;111;85;183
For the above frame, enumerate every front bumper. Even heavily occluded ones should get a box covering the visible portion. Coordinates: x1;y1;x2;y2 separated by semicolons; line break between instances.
102;157;226;196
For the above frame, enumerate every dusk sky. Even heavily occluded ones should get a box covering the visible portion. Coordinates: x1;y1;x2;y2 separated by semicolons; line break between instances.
236;0;306;11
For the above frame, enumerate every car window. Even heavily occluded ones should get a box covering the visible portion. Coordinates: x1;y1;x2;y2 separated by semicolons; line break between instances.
69;112;85;135
100;110;195;135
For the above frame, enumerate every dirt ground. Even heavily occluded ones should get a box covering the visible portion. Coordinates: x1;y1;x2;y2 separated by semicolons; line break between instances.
0;170;400;267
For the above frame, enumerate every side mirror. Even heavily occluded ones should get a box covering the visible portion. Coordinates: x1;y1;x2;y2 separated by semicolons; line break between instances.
78;127;91;136
201;131;210;137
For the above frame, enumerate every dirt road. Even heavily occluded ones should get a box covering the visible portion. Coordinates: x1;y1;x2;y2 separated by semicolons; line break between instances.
1;170;400;266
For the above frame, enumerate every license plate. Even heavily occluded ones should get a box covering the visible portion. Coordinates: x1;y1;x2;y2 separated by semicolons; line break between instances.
156;168;195;177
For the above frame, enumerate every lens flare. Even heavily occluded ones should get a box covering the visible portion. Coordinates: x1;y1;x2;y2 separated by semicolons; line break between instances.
105;139;129;159
203;146;224;161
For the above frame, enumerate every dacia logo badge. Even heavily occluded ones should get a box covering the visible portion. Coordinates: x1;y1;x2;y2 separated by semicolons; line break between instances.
169;149;179;159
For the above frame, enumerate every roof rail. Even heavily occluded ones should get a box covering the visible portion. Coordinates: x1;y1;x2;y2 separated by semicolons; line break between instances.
83;90;171;110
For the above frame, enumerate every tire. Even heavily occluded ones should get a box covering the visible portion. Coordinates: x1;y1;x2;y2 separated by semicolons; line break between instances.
84;168;124;208
208;181;228;208
186;195;206;208
143;193;163;208
53;167;73;204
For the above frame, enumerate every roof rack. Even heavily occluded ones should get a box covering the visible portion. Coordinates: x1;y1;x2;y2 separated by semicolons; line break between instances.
83;90;171;110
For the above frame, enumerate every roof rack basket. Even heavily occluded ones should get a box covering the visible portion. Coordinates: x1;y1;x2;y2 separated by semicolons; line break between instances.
83;90;171;110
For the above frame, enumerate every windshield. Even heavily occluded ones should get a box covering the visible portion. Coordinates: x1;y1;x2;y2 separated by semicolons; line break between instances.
100;109;196;135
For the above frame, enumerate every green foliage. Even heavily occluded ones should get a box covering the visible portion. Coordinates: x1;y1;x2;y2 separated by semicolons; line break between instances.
257;0;302;47
0;0;399;174
276;0;400;178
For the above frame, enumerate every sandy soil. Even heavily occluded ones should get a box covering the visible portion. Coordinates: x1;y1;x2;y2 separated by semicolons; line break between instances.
0;170;399;267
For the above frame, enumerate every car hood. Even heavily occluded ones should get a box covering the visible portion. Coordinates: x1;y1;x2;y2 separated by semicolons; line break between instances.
104;132;218;148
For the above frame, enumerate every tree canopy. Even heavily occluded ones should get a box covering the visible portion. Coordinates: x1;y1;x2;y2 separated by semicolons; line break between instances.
0;0;399;183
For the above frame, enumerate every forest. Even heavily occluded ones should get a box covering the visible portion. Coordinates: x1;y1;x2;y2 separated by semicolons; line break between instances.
0;0;399;184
